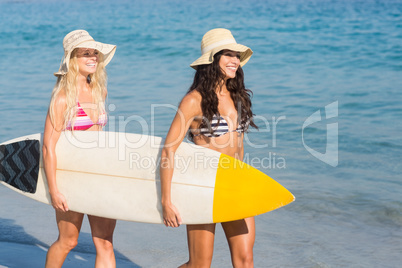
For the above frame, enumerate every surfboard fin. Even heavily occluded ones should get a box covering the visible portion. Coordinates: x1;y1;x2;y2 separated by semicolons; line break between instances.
0;140;40;194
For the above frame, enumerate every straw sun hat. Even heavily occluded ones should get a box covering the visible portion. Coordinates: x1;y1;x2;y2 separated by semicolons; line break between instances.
190;28;253;69
54;30;116;76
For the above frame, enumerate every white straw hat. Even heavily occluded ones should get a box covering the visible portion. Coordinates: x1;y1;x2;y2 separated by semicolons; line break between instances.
190;28;253;69
54;30;116;76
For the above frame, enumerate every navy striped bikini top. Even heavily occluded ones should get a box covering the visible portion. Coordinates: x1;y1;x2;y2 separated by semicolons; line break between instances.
193;114;249;138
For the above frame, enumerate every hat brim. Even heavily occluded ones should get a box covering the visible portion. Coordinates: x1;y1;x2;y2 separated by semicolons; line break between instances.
54;40;116;76
190;43;253;70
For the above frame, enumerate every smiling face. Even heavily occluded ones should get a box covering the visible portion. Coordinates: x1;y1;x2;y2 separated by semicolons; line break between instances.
75;48;100;76
218;49;241;80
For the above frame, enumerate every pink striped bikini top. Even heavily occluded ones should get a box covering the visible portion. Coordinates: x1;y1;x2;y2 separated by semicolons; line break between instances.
65;101;107;131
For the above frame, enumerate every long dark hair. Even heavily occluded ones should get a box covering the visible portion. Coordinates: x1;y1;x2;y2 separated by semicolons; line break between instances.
188;50;257;139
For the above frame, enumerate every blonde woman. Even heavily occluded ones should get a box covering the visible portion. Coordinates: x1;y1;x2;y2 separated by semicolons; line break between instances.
161;28;257;267
43;30;116;268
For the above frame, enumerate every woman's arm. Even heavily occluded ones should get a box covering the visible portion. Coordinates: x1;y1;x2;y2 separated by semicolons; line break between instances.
160;92;201;227
42;95;68;212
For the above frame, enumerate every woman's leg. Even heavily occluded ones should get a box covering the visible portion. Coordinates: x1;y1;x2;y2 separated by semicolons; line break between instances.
179;223;216;268
222;217;255;268
45;210;84;268
88;215;117;268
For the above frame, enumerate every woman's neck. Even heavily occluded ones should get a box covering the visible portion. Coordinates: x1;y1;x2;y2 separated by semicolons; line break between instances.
77;74;91;93
216;80;229;95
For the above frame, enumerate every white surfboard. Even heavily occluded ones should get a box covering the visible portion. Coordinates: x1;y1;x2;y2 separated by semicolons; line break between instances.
0;132;294;224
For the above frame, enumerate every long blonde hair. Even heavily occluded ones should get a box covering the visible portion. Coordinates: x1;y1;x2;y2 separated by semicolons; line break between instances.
49;49;108;131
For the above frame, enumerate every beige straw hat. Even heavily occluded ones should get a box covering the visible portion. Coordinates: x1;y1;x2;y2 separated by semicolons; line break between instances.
54;30;116;76
190;28;253;69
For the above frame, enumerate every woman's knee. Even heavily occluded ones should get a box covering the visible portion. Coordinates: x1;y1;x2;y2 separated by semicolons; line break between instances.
58;236;79;251
233;249;254;267
92;236;114;252
242;250;254;266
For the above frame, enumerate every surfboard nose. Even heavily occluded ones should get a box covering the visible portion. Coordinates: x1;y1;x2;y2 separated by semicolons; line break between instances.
212;154;295;223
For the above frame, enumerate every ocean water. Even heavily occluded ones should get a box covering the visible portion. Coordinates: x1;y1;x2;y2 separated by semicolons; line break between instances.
0;0;401;267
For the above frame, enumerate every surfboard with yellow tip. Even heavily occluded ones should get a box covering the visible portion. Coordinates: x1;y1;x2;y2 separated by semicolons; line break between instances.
213;154;294;223
0;132;294;224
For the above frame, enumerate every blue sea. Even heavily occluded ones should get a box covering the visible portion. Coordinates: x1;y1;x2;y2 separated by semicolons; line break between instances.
0;0;401;267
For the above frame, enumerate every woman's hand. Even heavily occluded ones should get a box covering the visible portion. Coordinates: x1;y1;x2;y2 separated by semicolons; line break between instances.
162;202;182;228
50;191;69;212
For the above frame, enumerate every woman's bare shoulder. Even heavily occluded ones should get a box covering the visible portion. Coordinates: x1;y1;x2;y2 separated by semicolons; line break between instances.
181;90;201;106
178;90;202;117
53;90;67;106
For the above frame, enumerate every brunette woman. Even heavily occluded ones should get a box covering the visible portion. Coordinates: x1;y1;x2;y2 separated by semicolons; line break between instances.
161;28;257;268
